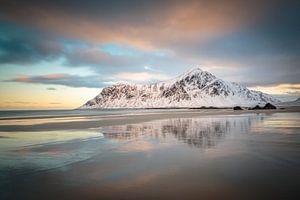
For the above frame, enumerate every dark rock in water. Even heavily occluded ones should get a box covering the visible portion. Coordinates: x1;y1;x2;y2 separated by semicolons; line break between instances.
233;106;243;110
263;103;277;109
248;105;262;110
207;106;218;109
249;103;276;110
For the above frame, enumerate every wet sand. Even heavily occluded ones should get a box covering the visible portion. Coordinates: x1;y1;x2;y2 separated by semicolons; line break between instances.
0;108;300;200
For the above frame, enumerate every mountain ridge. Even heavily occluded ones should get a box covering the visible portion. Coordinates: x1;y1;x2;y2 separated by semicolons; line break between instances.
80;68;280;109
276;97;300;107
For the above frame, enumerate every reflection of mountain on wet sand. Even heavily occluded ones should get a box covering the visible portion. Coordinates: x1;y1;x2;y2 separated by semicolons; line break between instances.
100;116;252;148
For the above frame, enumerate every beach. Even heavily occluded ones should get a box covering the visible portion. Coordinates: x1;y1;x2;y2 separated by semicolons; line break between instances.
1;108;300;199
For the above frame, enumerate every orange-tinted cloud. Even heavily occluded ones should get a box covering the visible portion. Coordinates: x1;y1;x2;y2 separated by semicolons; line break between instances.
0;0;277;50
248;84;300;95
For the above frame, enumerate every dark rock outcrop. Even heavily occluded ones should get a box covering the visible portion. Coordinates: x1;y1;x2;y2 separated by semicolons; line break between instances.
263;103;277;109
248;105;262;110
249;103;276;110
233;106;243;110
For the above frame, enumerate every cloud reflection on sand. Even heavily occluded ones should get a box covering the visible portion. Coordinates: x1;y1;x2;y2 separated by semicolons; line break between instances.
0;130;106;174
118;141;154;152
0;115;252;175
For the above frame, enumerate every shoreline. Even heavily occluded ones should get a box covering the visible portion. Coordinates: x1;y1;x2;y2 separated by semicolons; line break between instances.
0;107;299;132
0;106;299;121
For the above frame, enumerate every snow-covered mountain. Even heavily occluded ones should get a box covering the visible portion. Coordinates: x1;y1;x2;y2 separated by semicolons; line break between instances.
80;68;280;109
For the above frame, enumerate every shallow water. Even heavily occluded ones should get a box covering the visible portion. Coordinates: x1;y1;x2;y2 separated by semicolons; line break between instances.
0;108;192;119
0;112;300;199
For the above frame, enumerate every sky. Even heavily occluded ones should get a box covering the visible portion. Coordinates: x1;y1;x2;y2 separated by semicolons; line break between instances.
0;0;299;109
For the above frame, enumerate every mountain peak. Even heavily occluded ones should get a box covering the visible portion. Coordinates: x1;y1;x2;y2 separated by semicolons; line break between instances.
183;67;204;76
175;67;215;82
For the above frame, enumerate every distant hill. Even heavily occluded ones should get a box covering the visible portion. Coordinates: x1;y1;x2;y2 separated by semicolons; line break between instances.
276;97;300;107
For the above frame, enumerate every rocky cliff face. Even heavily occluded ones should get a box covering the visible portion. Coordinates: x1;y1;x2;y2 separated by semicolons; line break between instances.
80;68;280;109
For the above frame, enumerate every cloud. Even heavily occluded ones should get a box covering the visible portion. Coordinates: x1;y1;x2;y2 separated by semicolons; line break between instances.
144;66;151;70
248;83;300;95
64;47;139;68
286;91;300;95
143;65;162;72
5;71;171;88
13;101;34;104
46;87;56;90
0;0;278;49
276;84;300;90
6;74;108;88
0;22;63;65
0;22;180;75
49;102;61;105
